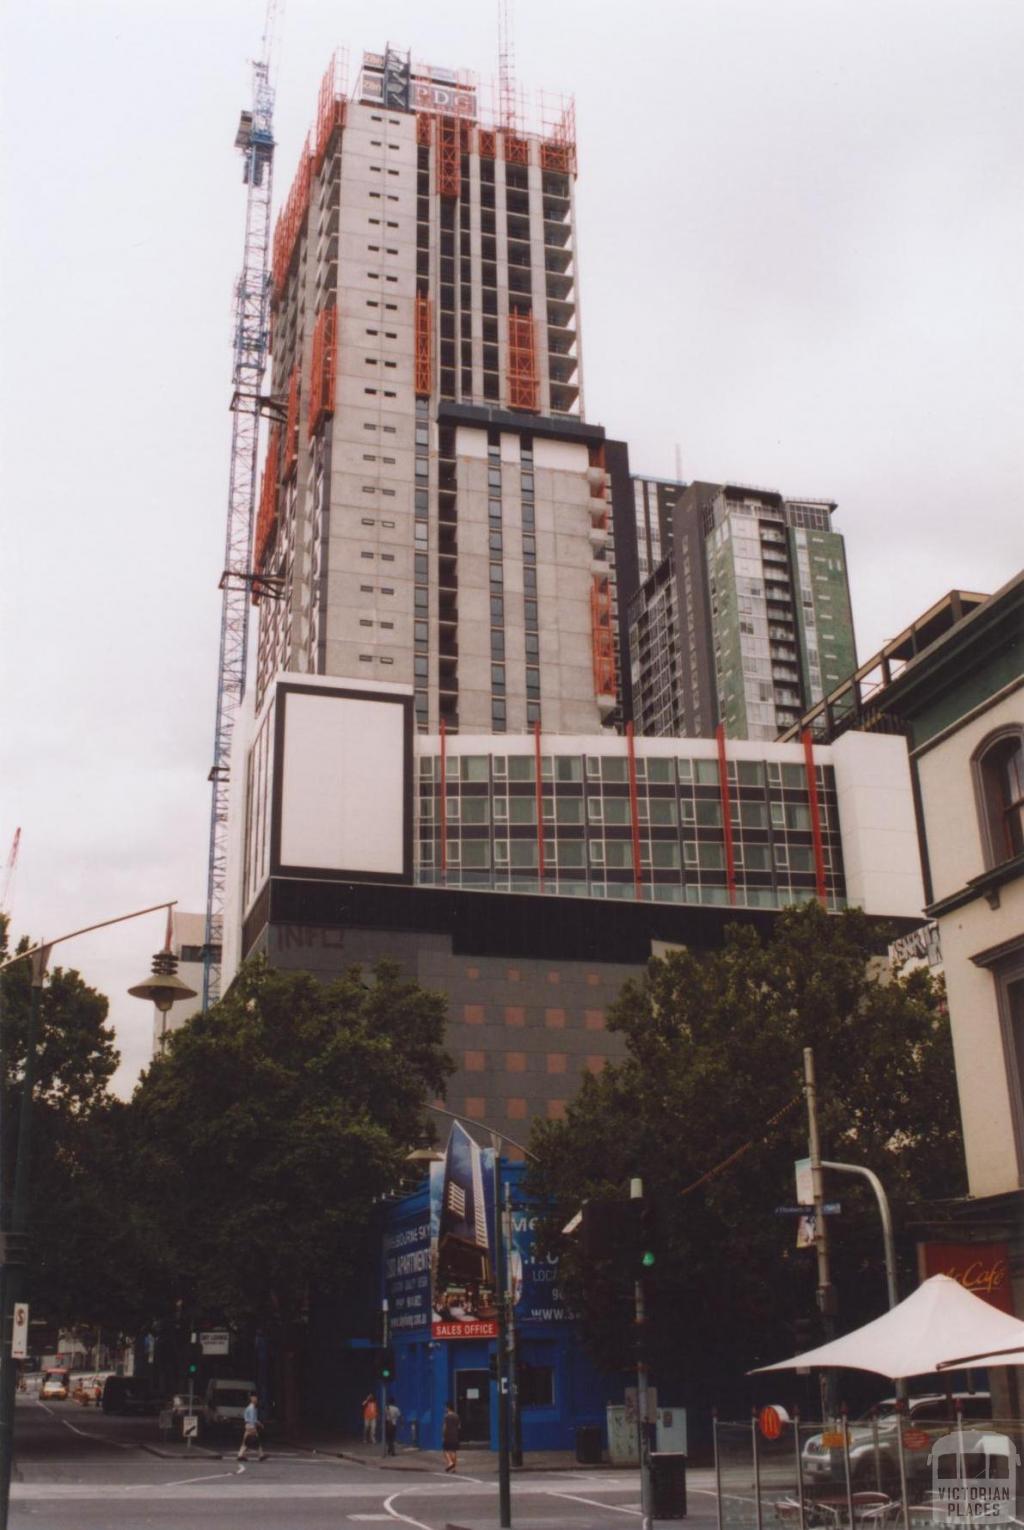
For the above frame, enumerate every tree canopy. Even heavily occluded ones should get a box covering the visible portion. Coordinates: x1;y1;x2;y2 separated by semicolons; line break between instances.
526;902;965;1414
126;956;453;1328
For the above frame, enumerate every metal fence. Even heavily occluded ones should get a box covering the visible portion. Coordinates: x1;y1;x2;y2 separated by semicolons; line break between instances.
714;1413;1024;1530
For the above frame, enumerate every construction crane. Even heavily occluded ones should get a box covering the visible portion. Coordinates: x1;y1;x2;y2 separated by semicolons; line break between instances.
0;828;20;921
498;0;519;131
202;11;278;1010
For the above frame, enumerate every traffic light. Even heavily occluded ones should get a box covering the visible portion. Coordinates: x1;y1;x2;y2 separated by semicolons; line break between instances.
377;1346;395;1382
637;1199;657;1271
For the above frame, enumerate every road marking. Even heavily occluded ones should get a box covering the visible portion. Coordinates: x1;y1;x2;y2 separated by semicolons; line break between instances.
545;1489;643;1517
350;1514;395;1520
163;1470;240;1488
384;1484;448;1530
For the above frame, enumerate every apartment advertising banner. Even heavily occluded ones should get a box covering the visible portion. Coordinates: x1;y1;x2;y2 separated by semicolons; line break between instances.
507;1209;568;1325
383;1208;432;1335
430;1122;497;1339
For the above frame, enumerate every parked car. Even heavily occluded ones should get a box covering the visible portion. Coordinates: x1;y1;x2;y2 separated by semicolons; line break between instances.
803;1393;993;1490
202;1378;256;1436
100;1375;159;1415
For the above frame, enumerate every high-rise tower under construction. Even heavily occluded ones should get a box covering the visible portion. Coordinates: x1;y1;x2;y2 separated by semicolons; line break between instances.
253;50;618;736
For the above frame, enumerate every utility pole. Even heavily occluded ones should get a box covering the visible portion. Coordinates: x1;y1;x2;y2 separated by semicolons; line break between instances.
504;1182;523;1466
491;1135;512;1529
632;1176;653;1530
803;1047;837;1414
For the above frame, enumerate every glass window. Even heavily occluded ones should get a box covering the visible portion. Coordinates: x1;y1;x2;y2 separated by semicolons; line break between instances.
587;797;603;823
770;802;784;828
680;799;695;823
509;797;536;824
556;798;583;824
695;759;719;786
652;842;680;868
646;759;673;783
743;844;770;870
508;756;534;782
974;730;1024;865
683;840;697;866
601;758;628;783
556;840;585;867
510;840;537;868
493;796;508;820
461;798;489;825
462;840;490;868
782;763;806;790
605;841;632;868
737;760;765;786
786;804;811;831
789;847;814;872
677;759;693;783
555;756;582;782
740;802;767;828
698;843;725;869
603;799;630;825
649;799;677;826
696;800;722;828
460;756;489;783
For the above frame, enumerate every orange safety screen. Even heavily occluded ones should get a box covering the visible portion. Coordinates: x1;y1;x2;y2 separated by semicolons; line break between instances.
503;133;529;166
307;305;337;440
540;139;576;176
436;115;460;197
415;294;432;398
507;310;539;411
416;112;434;147
477;128;496;160
314;57;347;172
590;577;617;699
271;138;313;303
254;425;281;574
283;365;300;478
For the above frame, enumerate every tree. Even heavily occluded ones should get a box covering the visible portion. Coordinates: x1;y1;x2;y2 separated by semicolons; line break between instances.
125;956;453;1417
527;903;965;1417
0;918;132;1333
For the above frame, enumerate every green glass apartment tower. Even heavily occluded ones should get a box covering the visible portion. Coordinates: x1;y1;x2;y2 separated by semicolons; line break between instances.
627;480;856;741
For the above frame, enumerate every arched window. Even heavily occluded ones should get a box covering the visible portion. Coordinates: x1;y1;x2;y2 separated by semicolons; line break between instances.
973;727;1024;867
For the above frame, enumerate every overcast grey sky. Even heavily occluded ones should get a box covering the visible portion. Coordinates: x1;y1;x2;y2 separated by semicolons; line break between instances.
2;0;1021;1096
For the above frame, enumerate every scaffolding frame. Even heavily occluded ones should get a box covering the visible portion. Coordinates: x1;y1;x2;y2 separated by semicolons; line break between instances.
507;308;539;410
437;114;460;197
282;364;299;478
308;304;337;437
203;58;275;1010
415;293;433;397
314;49;348;172
590;575;617;700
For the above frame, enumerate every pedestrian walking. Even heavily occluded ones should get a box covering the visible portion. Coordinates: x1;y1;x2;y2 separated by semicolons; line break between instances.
237;1392;266;1462
362;1392;378;1444
384;1396;401;1455
442;1400;460;1473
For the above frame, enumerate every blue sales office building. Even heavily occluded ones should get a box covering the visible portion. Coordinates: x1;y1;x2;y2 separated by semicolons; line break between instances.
381;1128;613;1452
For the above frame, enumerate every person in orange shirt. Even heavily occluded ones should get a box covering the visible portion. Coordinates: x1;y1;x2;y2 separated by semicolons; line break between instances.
362;1393;378;1444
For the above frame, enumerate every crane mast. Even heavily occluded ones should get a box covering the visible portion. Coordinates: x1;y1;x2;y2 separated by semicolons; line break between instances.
202;57;275;1010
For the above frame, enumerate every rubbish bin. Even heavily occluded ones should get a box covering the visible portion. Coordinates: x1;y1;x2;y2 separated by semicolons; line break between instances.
575;1424;603;1465
650;1452;687;1518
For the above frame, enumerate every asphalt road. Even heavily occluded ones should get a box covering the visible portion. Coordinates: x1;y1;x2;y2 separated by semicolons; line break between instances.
9;1396;722;1530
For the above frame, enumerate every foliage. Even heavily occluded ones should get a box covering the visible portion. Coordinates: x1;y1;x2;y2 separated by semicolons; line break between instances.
526;903;965;1412
0;917;131;1330
125;956;453;1328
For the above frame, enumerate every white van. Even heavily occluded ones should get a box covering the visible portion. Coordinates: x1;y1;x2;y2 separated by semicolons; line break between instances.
202;1378;256;1434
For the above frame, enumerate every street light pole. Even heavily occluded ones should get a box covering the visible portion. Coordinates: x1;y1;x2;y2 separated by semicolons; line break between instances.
0;899;179;1530
492;1133;512;1530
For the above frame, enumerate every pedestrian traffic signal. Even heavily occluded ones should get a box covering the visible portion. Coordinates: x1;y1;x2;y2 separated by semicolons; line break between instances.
377;1347;395;1381
187;1361;198;1376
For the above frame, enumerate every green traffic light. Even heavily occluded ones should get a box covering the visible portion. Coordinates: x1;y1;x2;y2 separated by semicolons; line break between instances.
642;1251;655;1268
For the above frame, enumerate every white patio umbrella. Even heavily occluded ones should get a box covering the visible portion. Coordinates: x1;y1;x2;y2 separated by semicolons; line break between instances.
750;1275;1024;1379
937;1345;1024;1370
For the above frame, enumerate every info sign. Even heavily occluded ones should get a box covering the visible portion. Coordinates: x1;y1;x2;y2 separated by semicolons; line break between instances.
430;1122;498;1339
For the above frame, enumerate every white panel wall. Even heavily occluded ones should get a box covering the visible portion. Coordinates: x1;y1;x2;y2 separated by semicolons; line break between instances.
280;689;406;874
831;731;925;917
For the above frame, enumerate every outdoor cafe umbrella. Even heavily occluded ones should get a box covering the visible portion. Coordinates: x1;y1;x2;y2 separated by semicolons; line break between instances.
750;1274;1024;1379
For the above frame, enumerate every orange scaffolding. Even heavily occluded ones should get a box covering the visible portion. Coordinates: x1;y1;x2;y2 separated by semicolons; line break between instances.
503;132;530;166
507;309;539;411
307;305;337;439
477;127;497;160
414;293;432;398
590;576;617;699
271;137;312;304
283;365;300;478
416;111;434;147
254;424;281;573
313;53;347;173
436;114;460;197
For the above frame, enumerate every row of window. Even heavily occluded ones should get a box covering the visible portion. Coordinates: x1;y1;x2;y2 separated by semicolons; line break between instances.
420;752;819;789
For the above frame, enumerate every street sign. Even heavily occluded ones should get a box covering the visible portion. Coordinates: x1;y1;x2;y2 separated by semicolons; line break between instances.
775;1204;841;1216
11;1304;28;1360
199;1330;230;1355
182;1415;199;1439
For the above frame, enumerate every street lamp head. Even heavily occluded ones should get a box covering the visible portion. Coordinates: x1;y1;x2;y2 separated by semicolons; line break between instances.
128;950;198;1014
